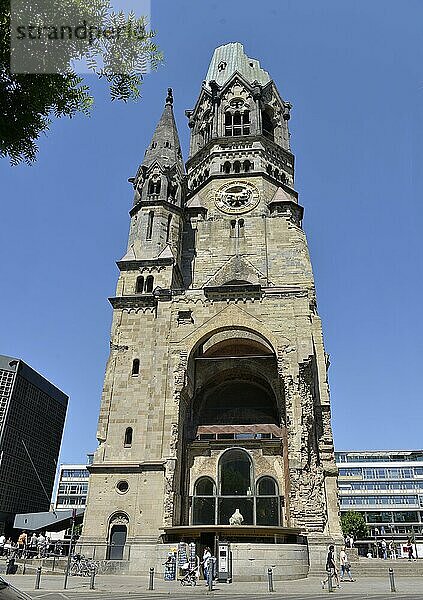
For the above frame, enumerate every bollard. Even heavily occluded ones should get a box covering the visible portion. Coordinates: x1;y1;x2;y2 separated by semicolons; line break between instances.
52;554;56;572
267;568;274;593
389;568;396;593
148;567;154;590
207;566;213;591
35;566;42;590
90;567;96;590
328;570;333;593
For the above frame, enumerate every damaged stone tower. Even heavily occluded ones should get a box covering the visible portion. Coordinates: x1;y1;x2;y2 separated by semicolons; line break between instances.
82;42;342;577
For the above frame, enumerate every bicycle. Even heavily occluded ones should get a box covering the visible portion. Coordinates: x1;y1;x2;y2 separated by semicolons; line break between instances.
70;554;99;577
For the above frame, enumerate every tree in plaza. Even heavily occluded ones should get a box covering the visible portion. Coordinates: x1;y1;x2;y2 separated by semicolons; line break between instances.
341;511;368;540
0;0;162;164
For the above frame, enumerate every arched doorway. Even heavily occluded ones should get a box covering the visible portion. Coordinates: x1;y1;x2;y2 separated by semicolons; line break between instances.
107;513;128;560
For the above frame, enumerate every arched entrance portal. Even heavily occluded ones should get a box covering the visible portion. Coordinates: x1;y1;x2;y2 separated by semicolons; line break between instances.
180;328;287;532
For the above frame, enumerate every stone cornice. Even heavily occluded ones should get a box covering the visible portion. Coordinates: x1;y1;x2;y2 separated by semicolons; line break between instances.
117;257;174;271
109;295;157;309
88;461;166;473
130;199;183;217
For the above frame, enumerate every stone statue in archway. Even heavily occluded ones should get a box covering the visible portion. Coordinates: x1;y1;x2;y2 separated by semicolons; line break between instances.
229;508;244;525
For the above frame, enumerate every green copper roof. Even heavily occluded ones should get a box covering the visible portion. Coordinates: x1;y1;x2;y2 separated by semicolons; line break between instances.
205;42;271;89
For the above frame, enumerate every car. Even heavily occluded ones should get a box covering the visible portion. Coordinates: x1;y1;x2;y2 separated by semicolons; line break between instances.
0;575;33;599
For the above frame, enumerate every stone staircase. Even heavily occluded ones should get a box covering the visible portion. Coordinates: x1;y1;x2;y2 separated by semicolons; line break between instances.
353;558;423;577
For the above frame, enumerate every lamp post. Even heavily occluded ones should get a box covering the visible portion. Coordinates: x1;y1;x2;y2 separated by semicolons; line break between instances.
63;509;76;589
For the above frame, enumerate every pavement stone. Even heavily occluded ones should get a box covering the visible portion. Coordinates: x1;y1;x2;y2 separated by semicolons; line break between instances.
1;573;423;599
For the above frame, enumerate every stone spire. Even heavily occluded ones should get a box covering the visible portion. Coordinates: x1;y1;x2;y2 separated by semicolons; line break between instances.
142;88;184;173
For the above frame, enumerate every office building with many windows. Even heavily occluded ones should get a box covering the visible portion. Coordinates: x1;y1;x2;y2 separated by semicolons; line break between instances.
0;355;68;534
53;455;93;510
336;450;423;546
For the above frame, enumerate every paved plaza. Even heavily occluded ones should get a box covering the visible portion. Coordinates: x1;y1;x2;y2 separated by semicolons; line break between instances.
2;573;423;600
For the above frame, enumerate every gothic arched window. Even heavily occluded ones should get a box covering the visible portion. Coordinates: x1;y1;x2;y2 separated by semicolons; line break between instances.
135;276;144;294
233;160;241;174
223;161;231;174
243;160;252;172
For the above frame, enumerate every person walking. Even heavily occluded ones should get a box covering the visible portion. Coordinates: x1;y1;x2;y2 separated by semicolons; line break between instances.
381;538;387;559
340;546;355;582
322;545;340;589
202;546;212;583
17;531;27;558
407;541;414;561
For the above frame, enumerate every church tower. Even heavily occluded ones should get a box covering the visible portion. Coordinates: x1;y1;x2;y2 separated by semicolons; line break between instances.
82;42;342;577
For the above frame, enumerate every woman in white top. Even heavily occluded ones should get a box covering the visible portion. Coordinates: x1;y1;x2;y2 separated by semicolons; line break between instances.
202;547;212;582
340;547;355;582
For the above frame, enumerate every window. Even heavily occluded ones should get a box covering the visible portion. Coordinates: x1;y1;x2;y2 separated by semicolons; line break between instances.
131;359;140;376
145;275;154;293
230;220;236;238
238;219;245;238
262;109;274;140
193;477;216;526
243;160;252;172
195;477;215;496
124;428;133;447
135;276;144;294
146;211;154;240
191;450;281;527
223;161;231;174
256;477;279;526
224;110;250;136
148;178;161;196
233;160;241;174
166;215;172;243
220;449;252;496
116;480;129;493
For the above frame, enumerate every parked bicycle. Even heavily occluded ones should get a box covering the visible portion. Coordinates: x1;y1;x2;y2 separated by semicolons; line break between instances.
70;554;98;577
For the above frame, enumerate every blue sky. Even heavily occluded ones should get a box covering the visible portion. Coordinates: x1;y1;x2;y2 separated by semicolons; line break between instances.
1;0;422;466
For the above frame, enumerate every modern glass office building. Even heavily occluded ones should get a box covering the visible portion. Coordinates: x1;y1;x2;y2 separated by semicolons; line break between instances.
53;455;93;510
336;450;423;540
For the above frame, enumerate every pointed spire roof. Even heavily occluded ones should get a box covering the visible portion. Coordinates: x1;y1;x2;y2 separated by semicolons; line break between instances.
205;42;271;90
142;88;184;172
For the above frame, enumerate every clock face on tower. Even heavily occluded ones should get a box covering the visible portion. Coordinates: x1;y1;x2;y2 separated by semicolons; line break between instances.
215;181;260;214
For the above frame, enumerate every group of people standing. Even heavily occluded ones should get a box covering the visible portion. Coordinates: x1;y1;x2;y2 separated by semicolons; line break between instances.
0;531;54;559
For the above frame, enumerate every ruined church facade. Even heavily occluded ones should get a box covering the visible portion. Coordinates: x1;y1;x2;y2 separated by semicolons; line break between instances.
82;42;342;577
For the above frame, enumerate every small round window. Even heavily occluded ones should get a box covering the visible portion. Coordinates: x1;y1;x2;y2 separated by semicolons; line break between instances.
116;480;129;494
